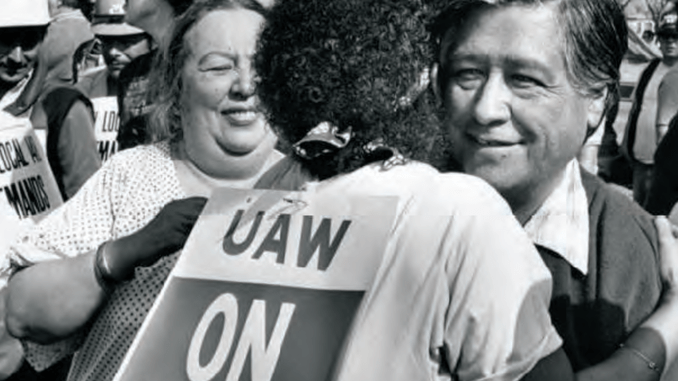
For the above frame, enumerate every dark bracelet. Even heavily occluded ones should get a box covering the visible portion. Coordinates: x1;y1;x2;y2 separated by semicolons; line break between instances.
619;343;661;373
93;242;123;294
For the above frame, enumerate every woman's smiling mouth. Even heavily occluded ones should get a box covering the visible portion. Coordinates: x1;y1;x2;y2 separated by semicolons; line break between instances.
222;109;260;125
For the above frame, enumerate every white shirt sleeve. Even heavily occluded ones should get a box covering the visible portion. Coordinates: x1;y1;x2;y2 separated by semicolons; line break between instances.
441;175;562;381
0;144;136;276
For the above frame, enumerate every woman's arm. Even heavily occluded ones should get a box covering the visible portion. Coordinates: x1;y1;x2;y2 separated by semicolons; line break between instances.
574;327;667;381
558;217;678;381
4;197;207;344
5;251;105;344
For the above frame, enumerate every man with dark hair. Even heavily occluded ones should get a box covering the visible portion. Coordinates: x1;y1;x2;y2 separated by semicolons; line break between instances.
433;0;678;379
76;0;151;162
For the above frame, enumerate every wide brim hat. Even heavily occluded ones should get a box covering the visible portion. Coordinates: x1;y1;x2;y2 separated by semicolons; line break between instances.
0;0;50;27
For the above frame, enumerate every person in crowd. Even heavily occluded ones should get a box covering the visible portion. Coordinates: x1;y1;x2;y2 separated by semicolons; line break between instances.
114;0;195;150
0;0;101;202
0;6;50;123
622;10;678;206
76;0;152;162
0;0;97;379
71;38;104;80
35;90;100;202
116;0;274;151
3;1;282;380
39;0;94;89
646;112;678;217
1;0;100;200
432;0;678;379
644;12;678;215
32;50;101;202
655;19;678;148
71;0;108;82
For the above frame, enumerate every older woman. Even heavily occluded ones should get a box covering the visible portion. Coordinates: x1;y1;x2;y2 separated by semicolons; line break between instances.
3;1;281;380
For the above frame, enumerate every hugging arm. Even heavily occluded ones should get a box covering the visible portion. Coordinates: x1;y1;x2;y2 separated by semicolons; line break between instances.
5;197;207;344
558;217;678;381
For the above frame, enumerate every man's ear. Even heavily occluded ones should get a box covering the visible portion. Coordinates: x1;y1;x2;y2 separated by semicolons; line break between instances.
430;63;443;106
587;87;608;131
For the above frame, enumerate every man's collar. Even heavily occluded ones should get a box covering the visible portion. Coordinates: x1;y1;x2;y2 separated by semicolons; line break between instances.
523;160;589;274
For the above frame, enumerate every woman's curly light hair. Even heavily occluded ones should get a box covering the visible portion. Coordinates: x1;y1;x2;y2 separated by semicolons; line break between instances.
255;0;445;177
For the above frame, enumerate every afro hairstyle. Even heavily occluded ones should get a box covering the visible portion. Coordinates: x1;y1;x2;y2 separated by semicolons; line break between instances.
256;0;445;177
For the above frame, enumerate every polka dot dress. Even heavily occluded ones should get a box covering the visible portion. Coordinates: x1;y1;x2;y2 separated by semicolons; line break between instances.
10;142;186;381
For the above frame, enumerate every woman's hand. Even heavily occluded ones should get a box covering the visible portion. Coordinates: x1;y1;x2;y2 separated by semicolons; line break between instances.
134;197;209;266
104;197;208;282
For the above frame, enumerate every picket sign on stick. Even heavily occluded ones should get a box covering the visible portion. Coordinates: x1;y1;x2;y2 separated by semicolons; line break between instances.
114;187;397;381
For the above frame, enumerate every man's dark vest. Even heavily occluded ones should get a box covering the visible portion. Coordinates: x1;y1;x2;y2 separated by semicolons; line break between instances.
622;58;662;162
42;87;93;199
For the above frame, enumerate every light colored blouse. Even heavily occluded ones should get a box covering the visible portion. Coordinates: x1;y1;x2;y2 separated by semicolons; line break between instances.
7;141;186;381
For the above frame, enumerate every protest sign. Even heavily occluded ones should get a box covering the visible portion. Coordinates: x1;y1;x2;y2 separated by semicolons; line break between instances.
114;187;397;381
91;96;119;162
0;119;63;261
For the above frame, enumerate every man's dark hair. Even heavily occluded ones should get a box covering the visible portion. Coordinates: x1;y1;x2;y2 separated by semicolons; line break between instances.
431;0;628;119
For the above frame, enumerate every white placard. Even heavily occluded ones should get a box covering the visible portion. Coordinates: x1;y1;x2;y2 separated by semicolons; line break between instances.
114;187;398;381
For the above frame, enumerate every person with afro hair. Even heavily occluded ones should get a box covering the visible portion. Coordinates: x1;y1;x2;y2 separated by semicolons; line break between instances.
254;0;574;379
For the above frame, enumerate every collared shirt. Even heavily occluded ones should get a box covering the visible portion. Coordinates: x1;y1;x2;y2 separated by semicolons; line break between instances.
524;160;589;275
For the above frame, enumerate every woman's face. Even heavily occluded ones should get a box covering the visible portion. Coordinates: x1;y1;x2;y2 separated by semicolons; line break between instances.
180;8;269;157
